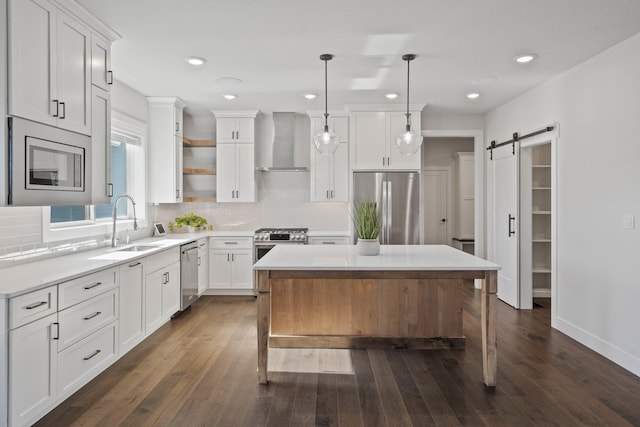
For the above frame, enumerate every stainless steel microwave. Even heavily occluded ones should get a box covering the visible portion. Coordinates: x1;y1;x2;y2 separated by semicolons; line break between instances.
8;117;92;206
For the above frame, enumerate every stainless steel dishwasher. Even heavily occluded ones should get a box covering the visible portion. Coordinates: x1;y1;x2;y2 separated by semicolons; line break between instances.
180;241;199;312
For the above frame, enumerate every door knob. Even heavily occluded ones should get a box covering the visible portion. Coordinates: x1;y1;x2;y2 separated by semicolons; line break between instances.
441;218;446;223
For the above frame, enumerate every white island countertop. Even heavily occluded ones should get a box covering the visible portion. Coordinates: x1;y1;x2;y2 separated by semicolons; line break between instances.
253;244;500;271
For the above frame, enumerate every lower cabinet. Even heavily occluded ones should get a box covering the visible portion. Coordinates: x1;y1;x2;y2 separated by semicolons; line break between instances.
8;313;58;427
197;238;209;295
308;235;350;245
145;248;180;335
208;236;253;292
119;260;144;355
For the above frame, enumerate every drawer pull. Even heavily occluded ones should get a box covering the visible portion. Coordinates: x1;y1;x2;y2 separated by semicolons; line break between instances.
322;242;336;244
83;349;101;361
224;241;238;245
83;311;102;320
129;262;141;267
83;281;103;290
25;301;47;310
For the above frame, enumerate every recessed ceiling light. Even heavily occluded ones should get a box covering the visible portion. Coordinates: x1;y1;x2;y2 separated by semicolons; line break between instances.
223;94;237;100
466;92;480;99
185;56;206;66
514;54;537;64
304;93;317;100
385;93;398;99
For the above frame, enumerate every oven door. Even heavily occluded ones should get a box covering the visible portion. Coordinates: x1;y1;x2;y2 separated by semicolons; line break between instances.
8;117;92;206
254;244;276;263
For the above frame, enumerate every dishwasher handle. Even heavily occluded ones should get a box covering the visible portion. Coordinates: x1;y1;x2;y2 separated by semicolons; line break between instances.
183;247;198;261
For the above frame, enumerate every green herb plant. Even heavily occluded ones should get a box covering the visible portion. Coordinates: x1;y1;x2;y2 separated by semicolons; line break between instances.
352;200;382;240
167;212;212;231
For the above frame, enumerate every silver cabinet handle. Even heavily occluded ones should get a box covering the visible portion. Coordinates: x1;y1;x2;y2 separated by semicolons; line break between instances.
224;241;238;245
83;311;102;320
25;301;47;310
52;322;59;340
107;70;113;85
59;102;66;119
231;253;235;262
52;99;59;117
107;183;114;197
176;122;180;132
129;262;141;267
83;349;101;361
83;281;102;290
176;189;180;199
322;241;336;244
227;253;230;262
198;256;201;266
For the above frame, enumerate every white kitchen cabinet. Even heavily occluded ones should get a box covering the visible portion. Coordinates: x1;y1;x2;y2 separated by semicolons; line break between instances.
91;85;112;204
453;152;475;242
310;116;349;202
197;238;209;295
216;142;255;202
144;248;180;334
8;0;92;135
119;260;144;355
91;33;112;91
8;312;58;427
209;237;254;291
148;97;187;203
308;235;350;245
352;111;422;170
216;117;255;143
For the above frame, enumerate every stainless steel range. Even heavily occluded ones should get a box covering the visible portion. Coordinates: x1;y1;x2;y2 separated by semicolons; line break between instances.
254;227;308;262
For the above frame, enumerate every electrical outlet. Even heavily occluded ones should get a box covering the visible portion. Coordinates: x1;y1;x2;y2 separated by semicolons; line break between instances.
623;214;635;230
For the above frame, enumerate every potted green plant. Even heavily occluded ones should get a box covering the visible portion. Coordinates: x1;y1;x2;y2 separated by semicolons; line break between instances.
352;200;382;255
167;212;213;232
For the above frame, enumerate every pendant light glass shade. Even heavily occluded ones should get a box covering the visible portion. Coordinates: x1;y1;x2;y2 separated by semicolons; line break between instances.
314;54;340;155
395;54;423;156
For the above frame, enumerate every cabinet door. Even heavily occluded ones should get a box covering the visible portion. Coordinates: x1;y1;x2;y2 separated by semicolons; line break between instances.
311;148;332;201
231;250;253;289
144;269;163;334
216;143;237;202
162;263;180;319
235;118;255;142
56;10;91;135
175;135;184;202
330;117;349;143
388;112;421;170
353;113;387;169
197;240;209;294
209;251;232;288
91;33;111;91
216;118;238;143
119;261;144;354
91;86;112;204
174;107;183;137
235;144;255;202
9;313;58;427
332;143;349;201
8;0;57;127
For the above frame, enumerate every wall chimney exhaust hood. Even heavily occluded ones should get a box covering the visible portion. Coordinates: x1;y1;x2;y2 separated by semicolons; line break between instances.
256;112;310;172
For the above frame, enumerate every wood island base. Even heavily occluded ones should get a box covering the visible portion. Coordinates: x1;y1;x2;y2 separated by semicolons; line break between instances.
256;268;498;387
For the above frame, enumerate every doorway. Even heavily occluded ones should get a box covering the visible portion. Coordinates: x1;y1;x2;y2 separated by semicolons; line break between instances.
423;168;450;244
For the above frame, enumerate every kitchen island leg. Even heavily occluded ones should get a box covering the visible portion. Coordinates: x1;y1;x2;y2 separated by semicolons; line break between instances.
482;269;498;387
256;271;270;384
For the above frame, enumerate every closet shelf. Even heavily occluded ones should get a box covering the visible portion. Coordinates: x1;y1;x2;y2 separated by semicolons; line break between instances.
533;164;551;168
533;268;552;274
533;211;551;215
183;196;216;203
184;168;216;175
533;239;551;243
533;187;551;190
183;137;216;147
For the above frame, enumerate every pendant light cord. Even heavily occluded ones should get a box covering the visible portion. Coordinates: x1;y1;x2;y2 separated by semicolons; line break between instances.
324;57;329;131
402;54;416;132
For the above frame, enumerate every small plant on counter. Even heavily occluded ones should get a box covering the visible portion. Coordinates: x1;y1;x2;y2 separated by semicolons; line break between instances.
352;200;382;240
168;212;213;232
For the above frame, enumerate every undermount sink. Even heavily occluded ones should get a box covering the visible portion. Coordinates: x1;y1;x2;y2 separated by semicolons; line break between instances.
115;245;158;252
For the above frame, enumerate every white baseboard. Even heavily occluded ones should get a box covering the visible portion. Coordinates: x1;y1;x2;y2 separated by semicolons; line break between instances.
532;288;551;298
554;317;640;378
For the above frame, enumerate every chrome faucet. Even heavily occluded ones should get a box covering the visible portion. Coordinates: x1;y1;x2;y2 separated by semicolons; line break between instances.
111;194;138;247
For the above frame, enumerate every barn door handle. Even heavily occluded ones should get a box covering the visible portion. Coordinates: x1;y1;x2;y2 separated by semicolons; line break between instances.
508;214;516;237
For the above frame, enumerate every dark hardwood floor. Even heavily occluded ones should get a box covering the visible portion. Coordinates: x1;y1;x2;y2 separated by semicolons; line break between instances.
36;288;640;426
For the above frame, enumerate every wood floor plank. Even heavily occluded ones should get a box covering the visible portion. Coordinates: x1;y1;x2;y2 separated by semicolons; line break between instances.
34;290;640;427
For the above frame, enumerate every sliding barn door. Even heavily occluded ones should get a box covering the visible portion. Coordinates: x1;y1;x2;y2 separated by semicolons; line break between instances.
492;144;520;308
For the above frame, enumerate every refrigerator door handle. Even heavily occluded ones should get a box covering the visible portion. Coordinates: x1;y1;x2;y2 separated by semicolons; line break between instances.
381;180;388;245
387;181;392;243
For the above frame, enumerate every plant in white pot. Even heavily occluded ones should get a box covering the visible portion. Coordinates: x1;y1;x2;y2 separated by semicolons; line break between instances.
353;200;382;256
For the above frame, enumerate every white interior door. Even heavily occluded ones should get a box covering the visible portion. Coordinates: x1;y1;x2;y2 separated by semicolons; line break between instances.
492;144;520;308
423;169;449;244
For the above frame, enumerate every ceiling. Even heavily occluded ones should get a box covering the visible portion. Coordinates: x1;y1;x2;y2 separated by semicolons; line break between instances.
76;0;640;117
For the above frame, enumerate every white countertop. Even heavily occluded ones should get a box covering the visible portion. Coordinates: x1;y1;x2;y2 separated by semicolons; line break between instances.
253;244;500;271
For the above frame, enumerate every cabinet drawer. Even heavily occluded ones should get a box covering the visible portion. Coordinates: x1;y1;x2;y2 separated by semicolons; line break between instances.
309;236;350;245
58;289;118;351
59;267;118;309
209;237;252;249
58;322;118;398
10;286;58;330
146;247;180;273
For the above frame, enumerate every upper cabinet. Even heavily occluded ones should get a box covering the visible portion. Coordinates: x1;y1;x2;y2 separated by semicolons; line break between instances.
8;0;92;135
309;116;349;202
148;97;187;203
212;111;258;203
91;33;112;91
351;111;422;170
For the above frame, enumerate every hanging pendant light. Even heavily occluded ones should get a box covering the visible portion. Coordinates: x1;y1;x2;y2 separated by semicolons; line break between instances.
313;54;339;155
395;54;423;155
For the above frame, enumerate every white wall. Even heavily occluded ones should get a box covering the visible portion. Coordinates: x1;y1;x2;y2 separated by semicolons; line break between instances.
111;80;148;122
423;137;474;168
485;32;640;376
422;111;485;130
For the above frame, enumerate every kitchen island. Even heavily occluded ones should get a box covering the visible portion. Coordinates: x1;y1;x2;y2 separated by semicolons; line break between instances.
253;244;500;386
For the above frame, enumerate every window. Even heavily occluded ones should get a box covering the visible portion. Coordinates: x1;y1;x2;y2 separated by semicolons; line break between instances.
43;112;146;242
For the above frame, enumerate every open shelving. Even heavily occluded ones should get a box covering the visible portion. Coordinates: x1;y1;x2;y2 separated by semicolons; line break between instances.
531;143;552;298
182;137;217;202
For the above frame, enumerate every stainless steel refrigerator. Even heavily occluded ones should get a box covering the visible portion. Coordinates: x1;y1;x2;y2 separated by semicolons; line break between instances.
353;172;420;244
